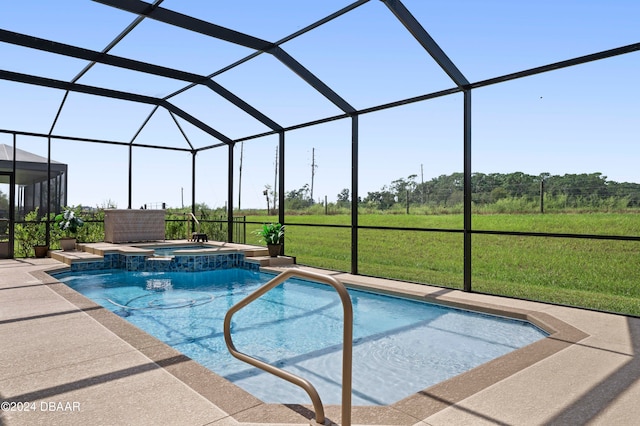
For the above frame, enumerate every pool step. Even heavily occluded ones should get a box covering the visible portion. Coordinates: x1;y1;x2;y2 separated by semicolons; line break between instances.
246;256;295;267
49;249;104;265
242;247;270;257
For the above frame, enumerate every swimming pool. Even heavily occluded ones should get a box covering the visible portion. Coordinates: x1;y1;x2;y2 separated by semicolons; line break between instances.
56;268;547;406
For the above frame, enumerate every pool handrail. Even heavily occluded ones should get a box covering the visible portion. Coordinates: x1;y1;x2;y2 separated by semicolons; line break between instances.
223;268;353;426
188;212;201;233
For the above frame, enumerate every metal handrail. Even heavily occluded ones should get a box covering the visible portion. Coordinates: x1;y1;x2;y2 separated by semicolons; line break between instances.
224;268;353;426
188;212;200;233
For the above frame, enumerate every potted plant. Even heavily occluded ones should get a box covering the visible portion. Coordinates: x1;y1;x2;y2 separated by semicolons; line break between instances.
255;223;285;257
55;207;84;251
34;243;49;258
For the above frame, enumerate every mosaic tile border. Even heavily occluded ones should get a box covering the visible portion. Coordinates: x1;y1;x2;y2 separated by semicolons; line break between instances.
68;252;259;273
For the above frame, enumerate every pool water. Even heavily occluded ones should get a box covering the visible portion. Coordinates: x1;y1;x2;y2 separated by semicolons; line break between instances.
56;268;547;406
136;245;206;256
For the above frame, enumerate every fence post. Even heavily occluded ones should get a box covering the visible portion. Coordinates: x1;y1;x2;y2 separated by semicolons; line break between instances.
406;190;410;214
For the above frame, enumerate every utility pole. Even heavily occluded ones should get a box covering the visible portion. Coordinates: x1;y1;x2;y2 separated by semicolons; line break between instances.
238;142;243;210
421;164;425;204
273;146;278;214
263;188;270;214
310;147;317;202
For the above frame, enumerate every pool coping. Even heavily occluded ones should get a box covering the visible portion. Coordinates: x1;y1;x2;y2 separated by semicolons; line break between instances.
30;262;589;426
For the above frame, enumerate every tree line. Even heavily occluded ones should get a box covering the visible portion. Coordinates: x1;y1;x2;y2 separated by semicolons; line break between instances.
285;172;640;211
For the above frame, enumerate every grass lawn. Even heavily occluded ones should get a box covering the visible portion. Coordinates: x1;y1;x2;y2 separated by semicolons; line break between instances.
245;213;640;316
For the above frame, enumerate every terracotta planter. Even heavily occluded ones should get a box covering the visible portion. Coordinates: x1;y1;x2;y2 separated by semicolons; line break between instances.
267;244;281;257
0;242;9;259
34;245;49;258
60;238;77;251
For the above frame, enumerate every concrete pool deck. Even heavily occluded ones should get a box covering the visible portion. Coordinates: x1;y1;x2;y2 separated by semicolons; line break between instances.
1;256;639;425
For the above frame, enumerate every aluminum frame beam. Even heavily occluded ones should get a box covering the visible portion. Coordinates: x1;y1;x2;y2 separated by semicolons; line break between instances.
470;42;640;89
268;47;356;114
0;69;232;144
0;128;192;152
161;101;233;144
381;0;469;88
0;29;282;132
94;0;356;114
463;90;472;292
93;0;274;51
72;0;166;83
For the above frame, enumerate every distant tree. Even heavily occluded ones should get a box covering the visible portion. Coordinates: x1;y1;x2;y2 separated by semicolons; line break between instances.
98;199;118;209
336;188;350;208
427;173;464;205
471;172;506;204
262;184;278;213
363;187;396;210
390;175;417;205
356;171;640;212
543;172;611;206
490;187;508;203
610;181;640;206
502;172;538;198
285;184;313;210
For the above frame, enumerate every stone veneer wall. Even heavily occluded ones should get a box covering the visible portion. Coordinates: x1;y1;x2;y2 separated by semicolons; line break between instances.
104;209;165;243
67;252;259;273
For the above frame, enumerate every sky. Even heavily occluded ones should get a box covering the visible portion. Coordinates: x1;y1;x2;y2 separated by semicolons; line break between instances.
0;0;638;210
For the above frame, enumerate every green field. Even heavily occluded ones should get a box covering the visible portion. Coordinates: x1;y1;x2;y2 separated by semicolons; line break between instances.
245;213;640;317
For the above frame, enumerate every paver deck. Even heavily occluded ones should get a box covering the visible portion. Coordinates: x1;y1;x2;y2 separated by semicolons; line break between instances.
1;257;639;425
